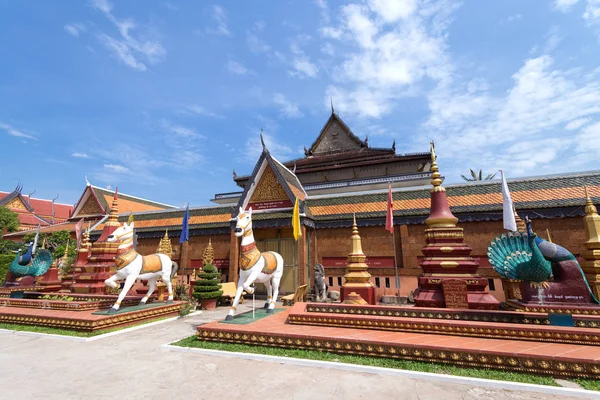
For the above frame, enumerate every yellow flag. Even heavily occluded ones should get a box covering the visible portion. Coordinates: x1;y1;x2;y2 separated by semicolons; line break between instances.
292;197;302;241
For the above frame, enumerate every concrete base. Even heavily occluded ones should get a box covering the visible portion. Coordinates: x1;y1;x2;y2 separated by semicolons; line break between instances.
341;286;376;305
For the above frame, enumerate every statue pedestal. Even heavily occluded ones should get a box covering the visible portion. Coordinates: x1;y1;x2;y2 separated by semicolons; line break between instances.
341;286;375;305
38;267;62;292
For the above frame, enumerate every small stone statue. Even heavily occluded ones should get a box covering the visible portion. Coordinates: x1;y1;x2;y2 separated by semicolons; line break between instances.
314;263;327;301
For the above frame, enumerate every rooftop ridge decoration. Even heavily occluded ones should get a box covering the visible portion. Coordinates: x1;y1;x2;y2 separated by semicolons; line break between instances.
306;112;368;156
582;186;600;299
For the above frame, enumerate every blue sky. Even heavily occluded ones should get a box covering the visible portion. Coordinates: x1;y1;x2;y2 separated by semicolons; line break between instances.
1;0;600;207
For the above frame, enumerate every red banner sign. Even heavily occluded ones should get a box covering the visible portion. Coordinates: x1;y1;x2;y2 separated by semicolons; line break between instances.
321;256;395;268
247;200;293;211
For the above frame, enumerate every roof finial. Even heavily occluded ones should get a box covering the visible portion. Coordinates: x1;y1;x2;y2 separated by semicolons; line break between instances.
293;162;297;174
114;186;119;200
330;97;334;114
233;169;237;179
585;186;598;215
260;128;267;152
85;175;91;187
392;139;396;152
430;140;443;190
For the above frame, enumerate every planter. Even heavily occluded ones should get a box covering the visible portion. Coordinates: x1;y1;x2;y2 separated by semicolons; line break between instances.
200;298;218;310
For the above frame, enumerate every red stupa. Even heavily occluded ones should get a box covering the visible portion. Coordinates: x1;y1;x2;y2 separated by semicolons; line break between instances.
414;142;500;310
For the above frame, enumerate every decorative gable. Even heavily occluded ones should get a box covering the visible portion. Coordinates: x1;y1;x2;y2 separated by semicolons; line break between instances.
247;164;293;210
308;113;366;156
5;196;29;211
78;196;104;216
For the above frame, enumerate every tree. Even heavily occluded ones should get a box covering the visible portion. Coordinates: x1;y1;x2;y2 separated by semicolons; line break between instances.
192;264;223;309
461;169;497;182
23;230;75;259
0;206;19;233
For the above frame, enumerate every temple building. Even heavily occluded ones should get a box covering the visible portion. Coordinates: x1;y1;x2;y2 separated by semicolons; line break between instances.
0;184;73;231
3;111;600;303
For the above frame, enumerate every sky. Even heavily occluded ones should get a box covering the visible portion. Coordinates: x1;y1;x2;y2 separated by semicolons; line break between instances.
1;0;600;207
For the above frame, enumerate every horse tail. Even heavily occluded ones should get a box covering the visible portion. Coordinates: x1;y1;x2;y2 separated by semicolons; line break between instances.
170;261;179;281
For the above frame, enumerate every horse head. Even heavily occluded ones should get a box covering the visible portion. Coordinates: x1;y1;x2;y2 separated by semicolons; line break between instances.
234;206;252;237
107;222;134;243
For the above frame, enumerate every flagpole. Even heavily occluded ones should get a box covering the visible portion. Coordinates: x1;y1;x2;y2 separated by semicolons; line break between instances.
392;228;400;297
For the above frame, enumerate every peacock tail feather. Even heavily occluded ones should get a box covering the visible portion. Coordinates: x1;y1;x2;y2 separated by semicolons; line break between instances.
487;231;532;280
9;249;53;278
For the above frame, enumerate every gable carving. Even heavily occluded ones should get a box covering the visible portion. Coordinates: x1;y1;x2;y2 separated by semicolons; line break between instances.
78;196;104;216
6;197;28;211
249;165;288;203
313;120;362;155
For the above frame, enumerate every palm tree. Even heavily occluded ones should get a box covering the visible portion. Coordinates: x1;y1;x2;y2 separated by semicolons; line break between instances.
461;169;497;182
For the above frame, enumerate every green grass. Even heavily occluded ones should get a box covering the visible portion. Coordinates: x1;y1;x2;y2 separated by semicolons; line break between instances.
171;336;559;387
574;379;600;392
0;316;172;338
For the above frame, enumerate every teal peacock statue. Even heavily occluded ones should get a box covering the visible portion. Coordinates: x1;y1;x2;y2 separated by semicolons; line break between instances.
488;217;600;303
487;217;553;288
9;244;53;278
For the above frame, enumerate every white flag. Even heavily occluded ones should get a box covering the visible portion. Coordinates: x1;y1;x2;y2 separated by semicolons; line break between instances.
500;170;517;232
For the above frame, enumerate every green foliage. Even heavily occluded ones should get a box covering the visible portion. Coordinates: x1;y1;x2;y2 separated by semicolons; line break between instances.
23;230;75;260
575;378;600;391
193;264;223;302
460;169;497;182
172;338;561;388
0;206;19;233
0;253;14;284
0;239;25;254
174;282;197;316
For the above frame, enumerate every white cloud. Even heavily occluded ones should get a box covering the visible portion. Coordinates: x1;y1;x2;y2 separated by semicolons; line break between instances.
499;14;522;24
104;164;130;173
554;0;581;12
183;104;224;119
565;118;591;130
421;55;600;176
64;23;86;37
227;60;249;75
320;0;457;118
288;34;318;78
321;42;335;56
160;121;206;168
247;32;271;53
273;93;302;118
168;125;205;139
91;0;166;71
72;152;90;158
206;5;232;37
0;122;36;140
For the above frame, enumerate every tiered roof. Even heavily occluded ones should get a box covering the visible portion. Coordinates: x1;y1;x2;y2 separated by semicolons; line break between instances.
0;186;73;229
99;170;600;237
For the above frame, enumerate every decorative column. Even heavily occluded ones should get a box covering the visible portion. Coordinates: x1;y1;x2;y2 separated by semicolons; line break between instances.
582;187;600;299
298;225;307;287
340;215;376;305
413;142;499;310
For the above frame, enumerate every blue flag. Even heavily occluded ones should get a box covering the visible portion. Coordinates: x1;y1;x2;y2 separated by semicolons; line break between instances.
180;204;190;243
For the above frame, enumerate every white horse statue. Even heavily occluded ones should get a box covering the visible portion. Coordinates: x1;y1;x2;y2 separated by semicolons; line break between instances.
225;207;284;321
104;222;177;313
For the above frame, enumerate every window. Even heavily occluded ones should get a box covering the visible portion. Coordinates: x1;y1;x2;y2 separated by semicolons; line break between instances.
385;277;390;288
488;279;496;291
328;277;334;287
375;277;381;288
337;277;342;286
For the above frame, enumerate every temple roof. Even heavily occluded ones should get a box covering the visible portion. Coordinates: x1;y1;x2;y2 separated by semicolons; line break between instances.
0;186;74;229
75;170;600;236
233;112;430;188
234;143;307;215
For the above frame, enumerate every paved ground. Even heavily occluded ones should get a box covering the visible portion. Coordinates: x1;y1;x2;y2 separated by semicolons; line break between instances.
0;303;594;400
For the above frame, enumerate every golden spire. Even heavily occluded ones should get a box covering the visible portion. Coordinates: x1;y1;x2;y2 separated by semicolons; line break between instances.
585;186;598;215
350;213;364;256
63;240;69;259
157;230;173;256
80;223;91;252
514;209;526;232
584;186;600;245
429;141;444;192
41;237;47;250
203;238;214;266
106;187;120;227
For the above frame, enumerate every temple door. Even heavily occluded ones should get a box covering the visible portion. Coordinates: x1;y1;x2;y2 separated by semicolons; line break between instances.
255;238;298;294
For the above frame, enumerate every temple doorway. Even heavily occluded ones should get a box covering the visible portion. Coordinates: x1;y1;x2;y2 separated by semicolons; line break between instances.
254;237;297;294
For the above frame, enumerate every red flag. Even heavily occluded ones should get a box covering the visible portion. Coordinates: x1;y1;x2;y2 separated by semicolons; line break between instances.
385;184;393;234
75;218;84;250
